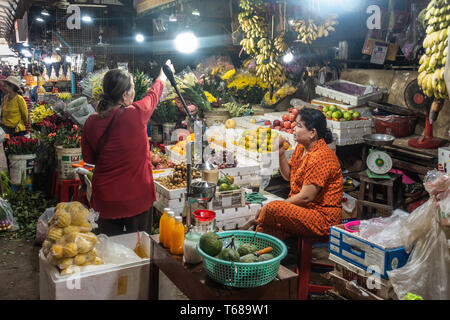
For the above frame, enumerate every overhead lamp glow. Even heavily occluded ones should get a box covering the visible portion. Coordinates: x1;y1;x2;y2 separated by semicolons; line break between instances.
82;15;93;23
21;49;31;58
289;19;295;26
36;17;44;22
169;14;177;22
41;9;50;16
175;32;198;54
44;57;52;64
66;56;72;63
283;52;294;63
23;42;29;47
192;9;200;16
135;33;145;43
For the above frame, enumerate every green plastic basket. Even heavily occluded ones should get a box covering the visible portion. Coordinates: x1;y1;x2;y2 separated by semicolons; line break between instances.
197;230;287;288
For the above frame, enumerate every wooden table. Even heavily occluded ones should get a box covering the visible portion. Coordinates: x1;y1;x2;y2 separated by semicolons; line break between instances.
149;234;298;300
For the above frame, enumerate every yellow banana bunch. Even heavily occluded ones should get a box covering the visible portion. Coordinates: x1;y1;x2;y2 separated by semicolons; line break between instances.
274;32;288;53
293;15;338;44
418;0;449;99
239;0;264;11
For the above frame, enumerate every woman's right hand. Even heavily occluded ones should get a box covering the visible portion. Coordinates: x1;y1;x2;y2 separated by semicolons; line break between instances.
158;59;175;82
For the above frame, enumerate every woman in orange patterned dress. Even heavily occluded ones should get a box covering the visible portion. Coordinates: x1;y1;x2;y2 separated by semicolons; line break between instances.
251;108;343;239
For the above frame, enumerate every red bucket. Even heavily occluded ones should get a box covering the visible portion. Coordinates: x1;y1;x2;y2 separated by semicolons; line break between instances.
373;115;417;138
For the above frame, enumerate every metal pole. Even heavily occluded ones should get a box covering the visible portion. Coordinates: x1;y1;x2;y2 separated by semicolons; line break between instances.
52;31;75;95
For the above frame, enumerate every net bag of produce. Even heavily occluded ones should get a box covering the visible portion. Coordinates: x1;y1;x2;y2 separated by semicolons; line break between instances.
0;197;19;233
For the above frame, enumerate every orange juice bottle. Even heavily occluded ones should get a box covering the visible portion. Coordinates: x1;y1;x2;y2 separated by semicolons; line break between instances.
163;211;175;249
158;208;170;244
170;216;185;255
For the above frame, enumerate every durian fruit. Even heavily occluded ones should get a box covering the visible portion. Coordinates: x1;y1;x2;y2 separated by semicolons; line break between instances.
93;257;103;265
75;236;94;254
55;211;71;228
55;236;66;246
58;258;74;270
69;205;89;226
63;225;80;235
55;202;69;212
47;226;64;241
78;221;91;233
80;232;98;245
64;232;79;243
60;266;75;276
50;244;64;259
62;242;78;258
74;254;87;266
86;248;98;262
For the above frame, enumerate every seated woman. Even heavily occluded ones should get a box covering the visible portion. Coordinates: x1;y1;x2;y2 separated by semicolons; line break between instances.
253;108;343;239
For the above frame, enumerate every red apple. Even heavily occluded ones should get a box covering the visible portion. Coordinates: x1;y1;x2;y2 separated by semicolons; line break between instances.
290;121;297;129
273;120;281;127
264;120;271;126
284;121;291;129
288;113;296;122
282;114;289;121
291;108;299;117
287;129;294;134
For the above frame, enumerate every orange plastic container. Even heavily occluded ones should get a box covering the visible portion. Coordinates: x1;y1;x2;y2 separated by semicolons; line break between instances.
170;216;185;255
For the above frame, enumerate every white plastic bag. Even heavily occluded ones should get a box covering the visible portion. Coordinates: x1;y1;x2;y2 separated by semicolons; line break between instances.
359;209;410;249
35;207;55;244
386;170;450;300
95;234;143;265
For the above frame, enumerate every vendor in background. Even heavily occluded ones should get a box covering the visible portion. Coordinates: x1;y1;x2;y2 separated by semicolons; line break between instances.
247;108;343;239
0;76;29;137
21;86;33;132
82;60;174;236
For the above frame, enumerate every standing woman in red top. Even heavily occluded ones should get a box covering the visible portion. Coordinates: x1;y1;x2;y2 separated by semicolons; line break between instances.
82;61;175;236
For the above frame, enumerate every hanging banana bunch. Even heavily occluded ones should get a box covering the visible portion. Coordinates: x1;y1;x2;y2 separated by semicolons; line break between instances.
293;15;338;44
238;0;287;89
418;0;449;99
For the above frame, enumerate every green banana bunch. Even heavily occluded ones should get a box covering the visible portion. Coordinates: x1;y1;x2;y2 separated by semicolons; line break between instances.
418;0;449;99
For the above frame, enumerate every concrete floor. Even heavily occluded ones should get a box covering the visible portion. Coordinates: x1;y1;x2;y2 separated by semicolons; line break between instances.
0;234;334;300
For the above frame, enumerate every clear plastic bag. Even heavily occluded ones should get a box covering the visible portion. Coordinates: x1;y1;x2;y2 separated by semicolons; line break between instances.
35;207;55;245
95;234;143;265
359;209;410;249
0;197;19;232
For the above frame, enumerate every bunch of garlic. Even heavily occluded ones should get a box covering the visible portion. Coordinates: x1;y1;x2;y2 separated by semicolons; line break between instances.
42;202;102;275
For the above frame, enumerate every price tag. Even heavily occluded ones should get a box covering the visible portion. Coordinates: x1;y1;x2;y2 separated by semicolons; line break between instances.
370;42;388;65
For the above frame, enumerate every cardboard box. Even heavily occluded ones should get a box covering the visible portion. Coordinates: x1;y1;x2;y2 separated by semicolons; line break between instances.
438;147;450;174
362;38;399;61
40;232;150;300
329;224;410;279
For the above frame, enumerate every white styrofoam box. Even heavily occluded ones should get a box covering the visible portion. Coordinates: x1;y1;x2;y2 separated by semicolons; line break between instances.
155;191;186;209
329;224;410;279
154;180;186;200
315;80;383;106
329;253;397;300
39;232;150;300
166;145;187;164
215;205;256;230
152;168;174;179
327;118;373;146
438;147;450;174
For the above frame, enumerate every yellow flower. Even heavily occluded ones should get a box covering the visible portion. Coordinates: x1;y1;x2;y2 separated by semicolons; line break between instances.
221;68;236;80
204;91;217;103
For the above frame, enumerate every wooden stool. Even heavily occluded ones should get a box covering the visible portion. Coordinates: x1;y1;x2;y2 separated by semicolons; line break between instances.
296;236;333;300
357;171;404;219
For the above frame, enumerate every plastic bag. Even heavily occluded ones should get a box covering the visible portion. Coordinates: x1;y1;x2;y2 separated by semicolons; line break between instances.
387;199;450;300
359;209;410;248
423;170;450;227
95;234;143;265
396;3;426;60
64;97;96;127
35;207;55;244
0;197;19;232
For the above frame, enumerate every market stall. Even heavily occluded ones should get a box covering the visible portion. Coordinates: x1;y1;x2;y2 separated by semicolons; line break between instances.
0;0;449;303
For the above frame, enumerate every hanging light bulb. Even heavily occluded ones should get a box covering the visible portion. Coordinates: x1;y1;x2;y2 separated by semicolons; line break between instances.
175;31;198;54
135;33;145;43
283;52;294;63
192;9;200;16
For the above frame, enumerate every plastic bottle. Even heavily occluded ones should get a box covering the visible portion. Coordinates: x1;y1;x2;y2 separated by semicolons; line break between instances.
163;211;175;249
170;216;185;255
183;231;202;264
158;208;170;244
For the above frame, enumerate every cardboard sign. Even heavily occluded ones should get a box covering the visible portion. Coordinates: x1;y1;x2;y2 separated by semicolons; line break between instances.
136;0;174;14
370;42;388;64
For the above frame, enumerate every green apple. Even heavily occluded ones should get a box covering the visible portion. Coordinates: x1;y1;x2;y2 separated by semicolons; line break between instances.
322;106;329;113
352;112;361;120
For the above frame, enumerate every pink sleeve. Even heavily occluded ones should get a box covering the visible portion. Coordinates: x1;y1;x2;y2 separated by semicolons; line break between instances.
132;79;165;123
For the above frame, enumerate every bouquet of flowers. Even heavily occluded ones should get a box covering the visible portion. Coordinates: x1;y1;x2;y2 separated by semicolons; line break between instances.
5;137;39;155
134;70;152;102
79;68;109;99
164;67;212;118
152;99;180;124
31;103;55;126
225;71;268;104
47;124;82;148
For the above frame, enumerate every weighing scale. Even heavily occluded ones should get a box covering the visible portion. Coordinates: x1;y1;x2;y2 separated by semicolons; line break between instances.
363;134;395;179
